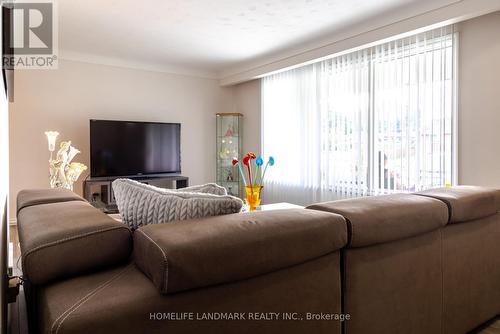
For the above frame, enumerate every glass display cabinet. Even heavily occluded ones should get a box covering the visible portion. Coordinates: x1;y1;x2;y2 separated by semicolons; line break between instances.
216;113;243;198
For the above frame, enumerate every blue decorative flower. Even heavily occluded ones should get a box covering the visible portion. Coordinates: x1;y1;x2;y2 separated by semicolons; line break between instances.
256;156;264;166
268;156;275;166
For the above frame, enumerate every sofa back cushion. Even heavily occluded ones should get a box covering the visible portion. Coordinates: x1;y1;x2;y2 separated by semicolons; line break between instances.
112;178;243;229
417;186;500;223
307;194;448;248
133;208;347;294
17;190;132;285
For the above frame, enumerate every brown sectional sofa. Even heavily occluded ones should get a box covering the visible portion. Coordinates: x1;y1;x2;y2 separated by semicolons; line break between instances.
15;186;500;334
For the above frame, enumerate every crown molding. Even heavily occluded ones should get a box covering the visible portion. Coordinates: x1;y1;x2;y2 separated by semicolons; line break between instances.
59;50;219;80
219;0;500;86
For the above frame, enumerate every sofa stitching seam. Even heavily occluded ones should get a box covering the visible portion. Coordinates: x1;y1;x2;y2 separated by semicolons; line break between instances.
55;265;131;334
136;229;169;292
17;197;84;215
50;264;132;334
22;226;131;274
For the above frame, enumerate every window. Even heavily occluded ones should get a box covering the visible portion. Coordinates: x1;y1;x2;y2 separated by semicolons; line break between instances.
262;26;457;205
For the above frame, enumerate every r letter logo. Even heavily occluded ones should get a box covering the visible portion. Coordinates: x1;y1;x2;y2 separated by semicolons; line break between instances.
2;0;58;69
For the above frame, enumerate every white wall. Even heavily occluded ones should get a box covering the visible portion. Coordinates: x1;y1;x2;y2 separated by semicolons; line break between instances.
458;11;500;186
233;80;261;155
9;59;233;218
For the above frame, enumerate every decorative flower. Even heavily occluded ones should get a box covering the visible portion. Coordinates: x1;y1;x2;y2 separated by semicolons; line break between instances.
45;132;86;190
253;156;264;186
242;154;253;186
236;152;275;190
260;156;275;186
233;158;247;186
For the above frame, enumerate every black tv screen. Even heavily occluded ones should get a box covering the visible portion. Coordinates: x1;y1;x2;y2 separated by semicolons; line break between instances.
90;120;181;177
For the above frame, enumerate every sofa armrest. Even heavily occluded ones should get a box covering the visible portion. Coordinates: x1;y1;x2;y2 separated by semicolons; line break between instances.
133;208;347;294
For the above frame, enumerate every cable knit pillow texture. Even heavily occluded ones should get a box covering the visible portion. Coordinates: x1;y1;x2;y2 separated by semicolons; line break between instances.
112;179;243;229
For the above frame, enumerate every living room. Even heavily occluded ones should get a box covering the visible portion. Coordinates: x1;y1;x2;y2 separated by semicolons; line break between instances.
1;0;500;333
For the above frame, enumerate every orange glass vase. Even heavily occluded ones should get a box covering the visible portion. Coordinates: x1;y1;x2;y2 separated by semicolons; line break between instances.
245;185;262;211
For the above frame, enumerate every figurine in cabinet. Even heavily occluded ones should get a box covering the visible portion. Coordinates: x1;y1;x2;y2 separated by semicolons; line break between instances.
216;113;243;198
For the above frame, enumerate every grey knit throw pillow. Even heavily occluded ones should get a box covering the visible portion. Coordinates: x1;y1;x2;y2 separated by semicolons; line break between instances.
112;179;243;229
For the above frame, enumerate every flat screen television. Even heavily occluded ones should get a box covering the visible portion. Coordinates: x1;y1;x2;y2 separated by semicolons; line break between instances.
90;119;181;178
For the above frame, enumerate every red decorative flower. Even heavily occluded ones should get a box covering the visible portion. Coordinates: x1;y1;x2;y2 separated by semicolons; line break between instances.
232;159;238;166
246;152;256;159
243;156;250;166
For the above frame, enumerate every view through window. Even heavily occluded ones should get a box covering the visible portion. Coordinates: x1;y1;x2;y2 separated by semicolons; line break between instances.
262;25;457;204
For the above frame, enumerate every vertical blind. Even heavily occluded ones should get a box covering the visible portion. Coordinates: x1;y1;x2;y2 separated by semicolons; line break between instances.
262;25;457;205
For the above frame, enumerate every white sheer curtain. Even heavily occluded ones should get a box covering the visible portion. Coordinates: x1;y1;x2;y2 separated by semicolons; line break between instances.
262;25;457;206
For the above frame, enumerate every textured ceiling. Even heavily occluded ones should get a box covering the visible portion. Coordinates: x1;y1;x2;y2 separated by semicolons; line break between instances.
59;0;460;76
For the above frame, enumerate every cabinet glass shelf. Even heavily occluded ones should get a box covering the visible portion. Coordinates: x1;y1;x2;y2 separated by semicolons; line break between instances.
216;113;243;198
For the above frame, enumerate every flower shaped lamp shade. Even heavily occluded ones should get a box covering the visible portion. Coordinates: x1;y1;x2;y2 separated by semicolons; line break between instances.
45;131;87;190
45;131;59;152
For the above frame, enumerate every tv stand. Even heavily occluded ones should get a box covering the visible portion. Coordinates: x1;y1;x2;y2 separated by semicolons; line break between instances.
83;175;189;213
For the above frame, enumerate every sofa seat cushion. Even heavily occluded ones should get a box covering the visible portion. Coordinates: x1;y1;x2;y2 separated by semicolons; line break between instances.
133;208;347;294
112;179;244;229
307;194;448;248
18;200;132;285
17;188;84;214
417;186;500;223
39;254;341;334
